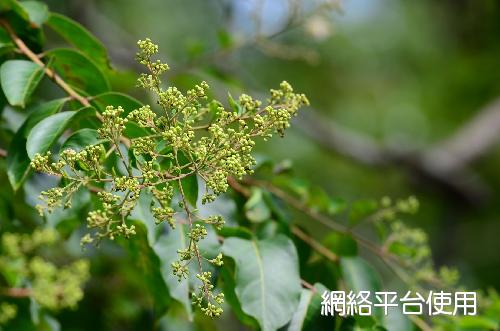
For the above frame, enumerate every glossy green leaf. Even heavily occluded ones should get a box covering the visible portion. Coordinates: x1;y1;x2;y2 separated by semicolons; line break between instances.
222;235;302;331
218;226;254;240
181;174;198;208
349;199;379;225
47;13;110;70
0;60;44;107
382;307;413;331
227;92;241;114
0;0;45;53
219;262;259;329
458;316;499;329
341;257;411;329
124;222;171;316
153;225;193;320
61;128;104;152
341;257;381;294
124;121;150;139
0;27;14;54
323;232;358;257
287;283;329;331
7;99;66;190
244;188;271;223
18;1;48;27
129;192;191;317
90;92;142;115
130;190;158;245
26;107;94;159
46;48;110;96
307;187;346;216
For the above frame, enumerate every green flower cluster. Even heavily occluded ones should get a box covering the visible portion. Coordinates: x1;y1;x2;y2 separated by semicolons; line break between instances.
0;303;16;325
30;38;308;317
30;257;90;310
0;229;89;323
375;196;459;288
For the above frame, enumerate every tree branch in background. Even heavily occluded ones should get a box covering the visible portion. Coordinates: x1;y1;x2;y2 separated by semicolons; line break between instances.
296;108;497;203
423;97;500;173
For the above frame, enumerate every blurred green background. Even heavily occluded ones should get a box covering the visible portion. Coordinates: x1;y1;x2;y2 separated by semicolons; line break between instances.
26;0;500;328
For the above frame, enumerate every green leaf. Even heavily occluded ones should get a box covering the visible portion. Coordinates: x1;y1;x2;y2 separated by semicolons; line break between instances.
181;174;198;208
222;235;302;331
124;121;150;139
7;99;66;190
219;262;259;329
90;92;142;115
153;225;193;320
0;27;14;54
458;316;499;329
322;232;358;257
0;60;44;107
46;48;110;95
218;226;254;240
341;257;402;327
61;128;104;152
46;13;110;70
341;257;381;294
349;199;379;225
18;1;48;27
124;222;171;316
287;283;329;331
382;307;412;331
130;190;158;245
244;188;271;223
26;107;94;159
227;92;241;114
307;187;346;216
0;0;44;51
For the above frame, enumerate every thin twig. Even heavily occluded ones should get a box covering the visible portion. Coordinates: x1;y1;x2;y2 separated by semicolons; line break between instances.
300;279;317;293
1;287;31;298
291;225;339;262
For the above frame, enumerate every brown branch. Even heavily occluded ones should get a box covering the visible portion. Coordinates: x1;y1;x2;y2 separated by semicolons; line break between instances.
228;176;340;263
408;315;433;331
300;279;317;293
0;148;6;158
291;225;339;263
1;287;31;298
0;20;90;107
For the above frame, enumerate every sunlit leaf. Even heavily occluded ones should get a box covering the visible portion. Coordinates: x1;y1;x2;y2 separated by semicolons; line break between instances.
244;188;271;223
26;107;94;159
47;13;110;70
222;235;301;331
18;1;48;28
287;283;329;331
0;60;44;107
7;99;66;190
323;232;358;257
61;128;104;152
154;225;193;320
46;48;110;95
